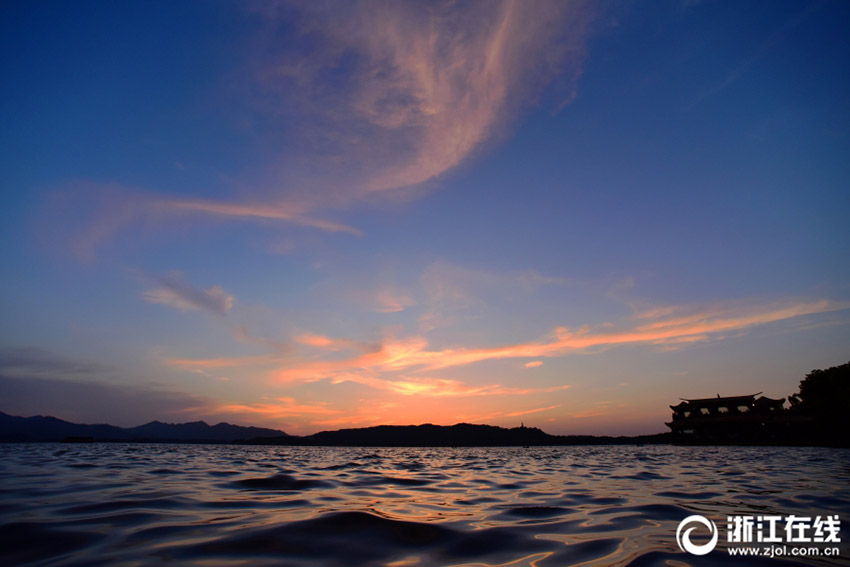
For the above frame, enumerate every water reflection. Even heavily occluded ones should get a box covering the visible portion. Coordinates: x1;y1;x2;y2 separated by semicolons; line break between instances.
0;444;848;566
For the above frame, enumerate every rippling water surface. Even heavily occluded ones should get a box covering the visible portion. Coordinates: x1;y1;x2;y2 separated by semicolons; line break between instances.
1;444;848;566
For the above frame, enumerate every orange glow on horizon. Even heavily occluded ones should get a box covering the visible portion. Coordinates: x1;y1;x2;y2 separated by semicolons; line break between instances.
161;298;847;435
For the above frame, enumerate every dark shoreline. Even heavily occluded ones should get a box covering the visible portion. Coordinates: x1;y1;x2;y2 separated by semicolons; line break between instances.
1;411;674;445
5;411;847;447
243;424;673;447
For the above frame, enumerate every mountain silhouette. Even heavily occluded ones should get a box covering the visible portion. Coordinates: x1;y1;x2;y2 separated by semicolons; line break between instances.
0;411;671;445
0;412;288;442
247;423;670;447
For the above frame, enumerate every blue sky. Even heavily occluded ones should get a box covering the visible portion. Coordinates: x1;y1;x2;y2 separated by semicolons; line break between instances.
1;0;848;435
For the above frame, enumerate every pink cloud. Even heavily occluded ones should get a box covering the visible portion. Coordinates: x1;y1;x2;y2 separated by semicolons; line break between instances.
505;404;561;418
52;2;595;259
308;400;403;429
164;199;362;236
294;332;380;354
327;374;571;398
349;1;592;193
295;332;335;348
373;287;415;313
47;184;361;262
271;298;847;381
250;0;594;200
216;397;339;419
164;298;847;398
415;299;848;370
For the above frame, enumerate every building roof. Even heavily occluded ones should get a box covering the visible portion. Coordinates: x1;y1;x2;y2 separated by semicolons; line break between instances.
669;393;787;414
755;395;785;404
679;393;762;405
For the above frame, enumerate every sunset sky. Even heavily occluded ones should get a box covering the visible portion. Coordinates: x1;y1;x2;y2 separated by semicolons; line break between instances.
1;0;848;435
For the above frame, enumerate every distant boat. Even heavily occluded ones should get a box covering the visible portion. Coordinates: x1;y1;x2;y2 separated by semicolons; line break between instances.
61;436;94;443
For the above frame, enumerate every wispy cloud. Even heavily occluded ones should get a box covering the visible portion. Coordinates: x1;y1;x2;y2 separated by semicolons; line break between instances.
294;332;336;348
165;355;278;371
215;397;339;419
309;401;400;429
418;299;849;370
232;326;291;355
294;332;380;353
505;404;561;418
165;328;379;373
48;184;360;262
164;199;362;236
418;260;567;331
164;297;846;393
373;286;415;313
268;298;847;382
0;347;111;377
328;374;571;398
685;2;819;110
421;261;566;306
570;401;627;420
143;272;234;315
256;0;593;196
52;1;595;260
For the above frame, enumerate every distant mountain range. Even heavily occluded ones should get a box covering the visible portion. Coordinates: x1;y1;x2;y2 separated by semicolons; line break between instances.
0;411;670;445
250;423;670;447
0;411;288;442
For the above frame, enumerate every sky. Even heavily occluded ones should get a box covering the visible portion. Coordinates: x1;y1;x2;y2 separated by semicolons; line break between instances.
1;0;849;436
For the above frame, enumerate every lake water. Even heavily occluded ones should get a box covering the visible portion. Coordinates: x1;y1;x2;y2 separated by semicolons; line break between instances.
1;444;848;566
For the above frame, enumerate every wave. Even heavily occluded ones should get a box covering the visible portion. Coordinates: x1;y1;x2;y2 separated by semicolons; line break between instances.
1;444;848;566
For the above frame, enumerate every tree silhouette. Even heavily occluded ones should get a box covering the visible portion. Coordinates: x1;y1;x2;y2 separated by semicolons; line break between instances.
788;361;850;447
